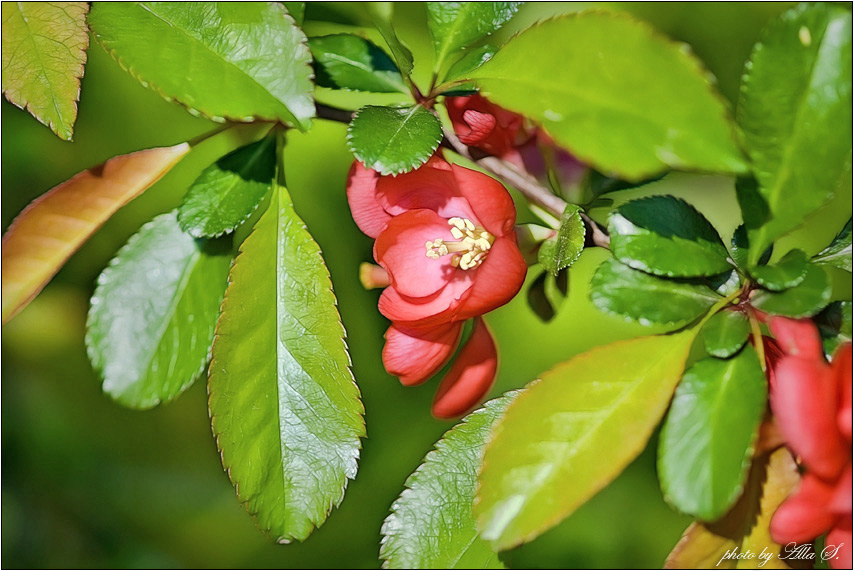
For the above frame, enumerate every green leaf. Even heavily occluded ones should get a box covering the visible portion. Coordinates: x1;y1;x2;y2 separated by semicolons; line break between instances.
476;330;698;550
469;12;746;181
444;44;495;83
209;182;364;542
86;212;231;409
609;195;732;278
749;249;809;292
88;2;314;129
1;2;89;141
816;301;853;356
282;2;304;25
730;223;772;271
538;205;584;276
814;219;852;273
751;263;831;318
178;135;276;238
702;310;750;359
308;34;407;93
426;2;521;75
526;270;568;323
347;105;442;175
590;258;721;327
367;2;413;77
381;393;518;569
658;348;767;521
738;3;853;264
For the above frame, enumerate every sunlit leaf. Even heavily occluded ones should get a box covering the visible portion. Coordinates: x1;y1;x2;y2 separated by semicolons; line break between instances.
309;34;407;93
658;348;767;521
814;219;852;273
1;143;190;324
469;13;746;181
209;182;364;542
751;264;831;318
750;249;809;292
367;2;413;77
1;2;89;140
738;3;852;264
347;105;442;175
89;2;314;128
282;1;304;25
665;448;800;569
538;205;584;276
381;393;519;569
476;330;697;550
702;310;750;359
86;212;231;408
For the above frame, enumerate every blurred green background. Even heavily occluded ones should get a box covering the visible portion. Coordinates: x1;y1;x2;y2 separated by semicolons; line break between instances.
5;2;843;568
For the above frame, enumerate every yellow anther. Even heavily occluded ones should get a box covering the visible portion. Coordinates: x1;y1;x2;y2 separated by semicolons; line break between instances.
424;217;495;270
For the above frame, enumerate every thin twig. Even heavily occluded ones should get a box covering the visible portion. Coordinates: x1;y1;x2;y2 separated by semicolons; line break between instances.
316;103;356;124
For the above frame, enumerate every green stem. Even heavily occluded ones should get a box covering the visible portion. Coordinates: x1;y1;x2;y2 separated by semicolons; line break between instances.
695;286;745;331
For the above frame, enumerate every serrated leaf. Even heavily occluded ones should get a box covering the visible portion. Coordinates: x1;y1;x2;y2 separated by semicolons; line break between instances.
178;135;276;238
282;2;304;25
426;2;521;76
367;2;413;77
738;3;853;264
209;182;364;542
750;249;809;292
309;34;407;94
814;219;852;273
469;12;746;181
590;258;721;328
702;310;750;359
665;448;800;569
730;224;772;271
445;44;495;83
347;105;442;175
476;330;698;550
609;195;732;278
1;143;190;324
751;263;831;318
658;348;767;521
86;212;230;408
538;205;584;276
381;393;519;569
88;2;314;129
1;2;89;141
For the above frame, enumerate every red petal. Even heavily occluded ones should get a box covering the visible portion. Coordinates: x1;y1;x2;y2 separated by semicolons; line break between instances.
772;356;848;480
830;463;852;515
769;316;825;361
375;158;478;222
378;277;473;329
770;473;836;543
457;236;527;320
459;109;498;146
833;343;852;440
452;164;517;237
432;317;498;418
828;520;853;569
383;322;462;386
346;161;389;238
375;209;459;298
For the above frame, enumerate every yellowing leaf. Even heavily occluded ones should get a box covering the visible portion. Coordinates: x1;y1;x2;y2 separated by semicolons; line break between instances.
1;143;190;323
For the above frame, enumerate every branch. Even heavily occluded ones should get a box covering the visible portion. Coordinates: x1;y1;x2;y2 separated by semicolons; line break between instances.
316;103;356;124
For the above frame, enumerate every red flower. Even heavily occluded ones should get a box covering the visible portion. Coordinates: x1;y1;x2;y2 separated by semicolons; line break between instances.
347;155;527;417
766;316;852;569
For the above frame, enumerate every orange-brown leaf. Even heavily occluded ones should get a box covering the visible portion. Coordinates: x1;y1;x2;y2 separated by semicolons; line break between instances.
1;143;190;323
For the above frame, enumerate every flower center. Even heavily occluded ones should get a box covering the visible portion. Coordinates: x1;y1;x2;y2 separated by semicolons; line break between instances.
425;217;495;270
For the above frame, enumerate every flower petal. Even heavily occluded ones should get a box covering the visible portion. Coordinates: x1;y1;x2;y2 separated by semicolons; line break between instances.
459;108;498;146
378;278;473;329
375;157;478;222
451;164;517;237
827;520;853;570
769;316;825;361
770;473;837;544
383;322;462;386
375;209;460;298
830;462;852;515
432;317;498;419
457;236;527;320
346;161;389;238
833;343;852;441
772;356;849;481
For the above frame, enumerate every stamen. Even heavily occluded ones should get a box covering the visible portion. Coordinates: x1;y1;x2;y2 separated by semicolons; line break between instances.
424;217;495;270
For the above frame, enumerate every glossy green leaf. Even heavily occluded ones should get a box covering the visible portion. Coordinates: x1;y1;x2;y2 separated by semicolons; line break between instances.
426;2;520;75
476;330;698;550
658;348;767;521
702;310;750;359
817;301;853;356
309;34;406;93
367;2;413;77
381;393;518;569
347;105;442;175
86;212;230;408
445;44;495;83
209;183;364;542
282;2;304;25
738;3;853;264
178;135;276;238
89;2;314;128
1;2;89;141
590;258;721;327
469;13;746;181
750;249;808;291
526;270;568;323
609;195;732;278
730;223;772;271
708;270;742;298
814;219;852;273
751;263;831;318
538;205;584;276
